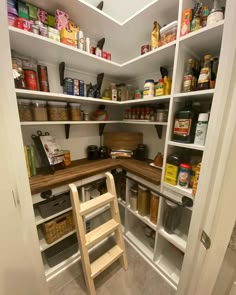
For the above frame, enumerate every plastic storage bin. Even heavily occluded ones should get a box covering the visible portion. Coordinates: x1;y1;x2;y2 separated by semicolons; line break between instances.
160;21;178;46
48;101;69;121
44;234;78;267
69;102;81;121
17;99;33;121
32;100;48;121
37;192;71;218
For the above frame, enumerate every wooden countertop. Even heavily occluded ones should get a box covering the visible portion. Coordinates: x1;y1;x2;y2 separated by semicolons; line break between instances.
29;158;162;195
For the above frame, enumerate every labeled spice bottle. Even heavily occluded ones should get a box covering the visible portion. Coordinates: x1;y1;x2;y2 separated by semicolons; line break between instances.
178;163;192;188
32;100;48;121
183;58;194;92
197;54;212;90
172;101;198;143
17;99;32;121
138;185;150;216
150;191;159;224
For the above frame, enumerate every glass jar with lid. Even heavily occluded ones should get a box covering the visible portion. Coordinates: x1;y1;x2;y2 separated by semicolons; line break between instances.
48;101;68;121
32;100;48;121
129;186;138;211
163;200;181;234
17;99;33;121
150;191;159;224
137;185;150;216
69;103;81;121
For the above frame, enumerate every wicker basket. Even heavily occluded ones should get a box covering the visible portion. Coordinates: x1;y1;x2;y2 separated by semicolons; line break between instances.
42;211;75;244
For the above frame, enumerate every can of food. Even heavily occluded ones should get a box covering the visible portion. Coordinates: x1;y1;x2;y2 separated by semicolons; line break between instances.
63;77;74;95
106;52;111;60
83;112;89;121
37;65;49;92
141;44;151;55
178;163;191;188
24;69;38;90
135;89;142;99
102;51;107;59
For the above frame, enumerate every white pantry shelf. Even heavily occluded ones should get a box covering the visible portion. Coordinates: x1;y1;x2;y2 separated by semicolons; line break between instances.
173;89;215;101
16;89;121;105
179;20;224;56
158;227;187;253
121;95;171;105
127;205;157;231
123;120;168;126
34;207;72;226
168;141;205;151
162;182;193;200
20;121;120;126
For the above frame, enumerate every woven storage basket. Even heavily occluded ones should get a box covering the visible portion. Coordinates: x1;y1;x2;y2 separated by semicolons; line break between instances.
42;211;75;244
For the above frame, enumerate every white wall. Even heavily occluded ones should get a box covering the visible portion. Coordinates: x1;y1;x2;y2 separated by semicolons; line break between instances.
84;0;154;23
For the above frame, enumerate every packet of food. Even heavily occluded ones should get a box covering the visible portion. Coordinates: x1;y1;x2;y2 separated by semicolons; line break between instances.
151;21;161;50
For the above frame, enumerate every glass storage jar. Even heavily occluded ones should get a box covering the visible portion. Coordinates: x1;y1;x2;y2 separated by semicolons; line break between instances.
150;191;159;224
17;99;32;121
69;103;81;121
163;200;181;234
129;186;138;211
137;185;150;216
48;101;68;121
32;100;48;121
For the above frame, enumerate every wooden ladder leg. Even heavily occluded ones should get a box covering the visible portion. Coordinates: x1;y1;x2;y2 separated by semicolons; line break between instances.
105;172;128;270
69;184;96;295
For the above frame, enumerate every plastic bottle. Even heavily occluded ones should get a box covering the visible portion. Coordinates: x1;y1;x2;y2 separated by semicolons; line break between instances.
143;79;154;98
194;113;209;145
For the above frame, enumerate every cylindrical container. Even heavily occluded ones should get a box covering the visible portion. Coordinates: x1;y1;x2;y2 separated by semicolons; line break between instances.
95;47;102;57
156;109;168;122
178;163;191;188
138;185;150;216
63;78;74;95
84;186;92;201
164;153;182;185
78;30;84;50
143;79;154;98
110;83;117;101
163;200;181;234
37;65;50;92
135;89;142;99
194;113;209;146
17;99;32;121
106;52;111;60
32;100;48;121
24;69;38;90
102;51;107;59
207;9;223;26
69;103;81;121
129;187;138;211
85;37;90;53
90;46;95;54
192;162;201;197
150;191;159;224
144;226;152;237
87;145;99;160
83;112;89;121
12;57;25;89
48;101;68;121
63;150;71;167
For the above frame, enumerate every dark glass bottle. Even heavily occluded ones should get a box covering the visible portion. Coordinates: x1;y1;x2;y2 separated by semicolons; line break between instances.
197;54;212;90
172;101;198;143
183;59;193;92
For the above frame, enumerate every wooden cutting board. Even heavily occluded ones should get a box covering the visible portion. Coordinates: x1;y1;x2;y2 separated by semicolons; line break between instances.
103;132;143;150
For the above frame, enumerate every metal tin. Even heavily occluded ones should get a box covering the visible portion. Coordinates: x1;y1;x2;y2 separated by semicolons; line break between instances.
24;69;38;90
63;77;74;95
37;65;49;92
156;109;168;122
141;44;151;55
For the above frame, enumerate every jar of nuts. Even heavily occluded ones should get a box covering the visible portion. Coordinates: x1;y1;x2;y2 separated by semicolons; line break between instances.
17;99;33;121
48;101;69;121
32;100;48;121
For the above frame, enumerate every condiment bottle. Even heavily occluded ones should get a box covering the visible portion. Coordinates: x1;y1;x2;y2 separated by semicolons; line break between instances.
172;101;198;143
201;6;209;27
197;54;212;90
191;2;202;32
183;58;194;92
151;21;161;50
194;113;209;145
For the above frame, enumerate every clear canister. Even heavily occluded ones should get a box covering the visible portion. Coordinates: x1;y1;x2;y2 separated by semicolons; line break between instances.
129;186;138;211
17;99;33;121
32;100;48;121
149;191;159;224
48;101;68;121
69;103;81;121
138;185;150;216
163;200;181;234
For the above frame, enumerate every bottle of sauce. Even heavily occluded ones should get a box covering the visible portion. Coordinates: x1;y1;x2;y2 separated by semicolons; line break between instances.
197;54;212;90
172;101;198;143
183;58;194;92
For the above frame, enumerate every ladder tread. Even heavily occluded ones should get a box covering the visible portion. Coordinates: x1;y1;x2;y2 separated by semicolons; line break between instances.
80;192;114;215
90;245;124;279
85;219;119;248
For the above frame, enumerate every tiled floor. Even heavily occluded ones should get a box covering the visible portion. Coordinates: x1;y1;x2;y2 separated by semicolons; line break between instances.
50;242;176;295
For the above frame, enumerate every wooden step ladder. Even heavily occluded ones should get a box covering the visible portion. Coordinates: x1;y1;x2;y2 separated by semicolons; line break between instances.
69;172;128;295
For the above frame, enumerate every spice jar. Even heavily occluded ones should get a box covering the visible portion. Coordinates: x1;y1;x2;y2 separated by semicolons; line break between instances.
69;103;81;121
17;99;32;121
48;101;68;121
129;186;138;211
138;185;150;216
150;191;159;224
156;109;168;122
32;100;48;121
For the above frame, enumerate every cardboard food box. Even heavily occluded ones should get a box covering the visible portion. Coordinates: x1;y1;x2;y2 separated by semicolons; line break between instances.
60;27;75;47
48;14;56;28
180;9;192;36
25;3;37;20
68;20;80;47
37;8;48;25
55;9;69;31
18;1;29;20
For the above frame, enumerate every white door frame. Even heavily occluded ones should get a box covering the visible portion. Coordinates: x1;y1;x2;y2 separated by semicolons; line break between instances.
177;1;236;294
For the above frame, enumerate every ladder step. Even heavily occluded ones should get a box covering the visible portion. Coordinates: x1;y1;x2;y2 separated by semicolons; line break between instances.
90;245;124;279
80;193;114;216
85;219;119;248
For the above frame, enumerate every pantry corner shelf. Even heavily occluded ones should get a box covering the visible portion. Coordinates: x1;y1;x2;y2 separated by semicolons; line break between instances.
127;205;157;231
20;121;120;126
162;182;193;200
158;227;187;253
121;95;171;105
173;89;215;101
168;141;205;151
123;120;168;126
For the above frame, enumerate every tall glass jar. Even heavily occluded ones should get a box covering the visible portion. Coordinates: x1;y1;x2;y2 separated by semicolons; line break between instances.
137;185;150;216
